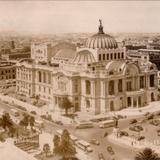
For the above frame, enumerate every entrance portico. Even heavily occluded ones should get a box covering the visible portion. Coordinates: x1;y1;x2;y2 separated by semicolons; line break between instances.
127;96;142;108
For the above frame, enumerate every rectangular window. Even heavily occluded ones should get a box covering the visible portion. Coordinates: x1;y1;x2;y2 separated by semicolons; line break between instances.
110;54;113;60
107;54;109;60
140;76;144;88
127;81;132;91
99;54;101;61
150;75;154;87
118;79;123;92
103;54;105;60
114;53;117;59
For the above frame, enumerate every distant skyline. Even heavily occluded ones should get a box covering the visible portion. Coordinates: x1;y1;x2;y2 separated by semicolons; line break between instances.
0;1;160;34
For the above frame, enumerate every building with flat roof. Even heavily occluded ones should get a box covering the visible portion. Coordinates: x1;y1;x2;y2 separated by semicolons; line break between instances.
0;61;16;88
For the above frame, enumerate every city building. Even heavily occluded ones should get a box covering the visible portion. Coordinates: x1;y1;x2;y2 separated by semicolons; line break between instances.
1;45;31;61
0;61;16;88
16;21;158;115
129;49;160;70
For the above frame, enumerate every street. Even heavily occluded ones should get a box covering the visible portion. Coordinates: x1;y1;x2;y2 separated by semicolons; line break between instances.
0;100;142;160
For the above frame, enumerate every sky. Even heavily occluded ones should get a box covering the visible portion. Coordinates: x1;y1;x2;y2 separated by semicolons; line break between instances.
0;1;160;34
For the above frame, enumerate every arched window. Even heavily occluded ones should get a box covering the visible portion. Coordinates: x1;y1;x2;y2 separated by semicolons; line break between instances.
86;80;91;95
109;80;114;95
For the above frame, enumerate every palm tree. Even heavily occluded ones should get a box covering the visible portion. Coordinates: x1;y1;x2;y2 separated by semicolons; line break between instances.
135;148;159;160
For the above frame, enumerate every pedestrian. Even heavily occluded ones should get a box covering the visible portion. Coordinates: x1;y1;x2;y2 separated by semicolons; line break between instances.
131;141;134;146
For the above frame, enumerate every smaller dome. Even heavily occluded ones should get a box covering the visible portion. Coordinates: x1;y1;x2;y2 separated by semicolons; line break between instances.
72;50;96;64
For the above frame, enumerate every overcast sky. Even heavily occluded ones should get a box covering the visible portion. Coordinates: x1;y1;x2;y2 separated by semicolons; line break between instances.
0;1;160;34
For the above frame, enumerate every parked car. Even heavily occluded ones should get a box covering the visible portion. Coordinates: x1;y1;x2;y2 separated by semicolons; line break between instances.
147;114;154;120
98;153;105;160
30;111;37;115
150;120;160;126
55;120;63;125
119;131;129;137
129;125;143;132
137;136;145;141
90;139;100;145
130;119;137;124
107;146;115;155
144;112;151;117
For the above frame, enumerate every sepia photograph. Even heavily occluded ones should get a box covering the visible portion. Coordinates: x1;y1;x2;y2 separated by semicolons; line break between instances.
0;1;160;160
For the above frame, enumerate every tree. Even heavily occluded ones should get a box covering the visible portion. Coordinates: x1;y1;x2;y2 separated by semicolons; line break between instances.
59;97;74;115
43;143;51;157
59;129;76;159
29;116;35;130
135;148;159;160
19;114;29;129
2;113;13;131
53;134;60;154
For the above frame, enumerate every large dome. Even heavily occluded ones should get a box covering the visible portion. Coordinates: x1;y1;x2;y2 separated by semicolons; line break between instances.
86;20;118;49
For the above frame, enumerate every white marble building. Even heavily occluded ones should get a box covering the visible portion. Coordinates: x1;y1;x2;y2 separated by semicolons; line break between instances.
16;21;158;115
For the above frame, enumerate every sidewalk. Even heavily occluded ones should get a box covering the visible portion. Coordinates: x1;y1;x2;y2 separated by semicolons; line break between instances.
77;101;160;121
108;134;160;155
0;94;72;125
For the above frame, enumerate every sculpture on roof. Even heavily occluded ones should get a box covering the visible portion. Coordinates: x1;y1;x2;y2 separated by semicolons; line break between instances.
98;19;104;34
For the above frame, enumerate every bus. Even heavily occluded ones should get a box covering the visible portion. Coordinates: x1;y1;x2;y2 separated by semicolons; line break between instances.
99;120;116;128
75;121;94;129
75;140;93;152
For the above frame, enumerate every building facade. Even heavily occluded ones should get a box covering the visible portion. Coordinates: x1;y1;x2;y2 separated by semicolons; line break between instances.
0;61;16;88
16;21;158;115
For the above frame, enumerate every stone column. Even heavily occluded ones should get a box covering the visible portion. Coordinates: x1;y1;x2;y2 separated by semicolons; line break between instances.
136;97;139;108
101;80;105;97
105;80;108;96
41;71;43;83
114;80;118;94
91;80;95;97
81;79;86;96
131;97;133;108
